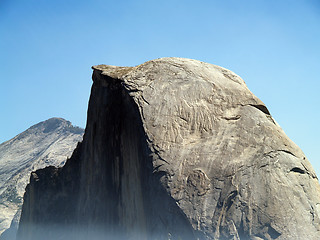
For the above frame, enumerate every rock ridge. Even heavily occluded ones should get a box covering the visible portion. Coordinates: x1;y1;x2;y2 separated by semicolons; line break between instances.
0;118;84;239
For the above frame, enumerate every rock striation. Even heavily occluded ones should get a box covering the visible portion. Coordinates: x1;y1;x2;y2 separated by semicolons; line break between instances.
0;118;84;239
17;58;320;240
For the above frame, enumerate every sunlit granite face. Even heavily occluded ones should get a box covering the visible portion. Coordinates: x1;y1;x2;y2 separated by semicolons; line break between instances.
17;58;320;240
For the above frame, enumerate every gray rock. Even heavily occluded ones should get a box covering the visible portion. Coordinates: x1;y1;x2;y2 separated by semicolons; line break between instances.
17;58;320;240
0;118;84;237
0;209;21;240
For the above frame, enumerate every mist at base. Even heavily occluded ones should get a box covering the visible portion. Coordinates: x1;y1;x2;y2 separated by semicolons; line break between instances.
16;224;203;240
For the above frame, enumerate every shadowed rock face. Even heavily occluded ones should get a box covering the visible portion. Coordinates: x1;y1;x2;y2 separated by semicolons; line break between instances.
17;58;320;240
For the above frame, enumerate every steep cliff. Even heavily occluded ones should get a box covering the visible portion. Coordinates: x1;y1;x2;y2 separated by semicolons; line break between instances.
17;58;320;240
0;118;84;239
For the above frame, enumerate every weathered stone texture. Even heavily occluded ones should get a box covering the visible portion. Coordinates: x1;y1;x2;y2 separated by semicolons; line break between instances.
17;58;320;240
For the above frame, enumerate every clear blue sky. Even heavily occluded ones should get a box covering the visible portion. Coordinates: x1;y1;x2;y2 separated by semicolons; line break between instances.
1;0;319;176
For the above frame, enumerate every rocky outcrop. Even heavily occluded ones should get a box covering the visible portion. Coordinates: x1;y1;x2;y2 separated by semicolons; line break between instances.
17;58;320;240
0;118;84;238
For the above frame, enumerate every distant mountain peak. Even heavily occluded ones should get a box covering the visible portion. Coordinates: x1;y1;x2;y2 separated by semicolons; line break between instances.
11;118;84;143
0;118;84;238
28;117;64;131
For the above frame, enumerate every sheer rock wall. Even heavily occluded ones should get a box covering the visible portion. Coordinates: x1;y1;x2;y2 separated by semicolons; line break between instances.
17;58;320;240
